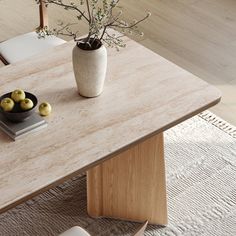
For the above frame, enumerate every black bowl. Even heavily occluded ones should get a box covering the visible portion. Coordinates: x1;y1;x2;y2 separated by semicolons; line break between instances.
0;92;38;122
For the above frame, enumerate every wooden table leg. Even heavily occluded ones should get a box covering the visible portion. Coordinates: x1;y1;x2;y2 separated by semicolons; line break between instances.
86;133;167;225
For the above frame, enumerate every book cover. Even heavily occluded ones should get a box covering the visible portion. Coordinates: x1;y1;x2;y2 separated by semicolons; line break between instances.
0;113;47;140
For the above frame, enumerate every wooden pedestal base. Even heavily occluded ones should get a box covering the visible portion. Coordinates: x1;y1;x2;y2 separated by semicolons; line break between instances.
86;133;167;225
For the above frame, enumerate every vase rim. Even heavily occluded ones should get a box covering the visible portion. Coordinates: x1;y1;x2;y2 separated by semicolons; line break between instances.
75;43;106;54
76;38;104;51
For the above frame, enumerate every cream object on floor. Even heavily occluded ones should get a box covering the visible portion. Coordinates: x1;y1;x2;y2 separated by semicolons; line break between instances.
59;226;90;236
60;221;148;236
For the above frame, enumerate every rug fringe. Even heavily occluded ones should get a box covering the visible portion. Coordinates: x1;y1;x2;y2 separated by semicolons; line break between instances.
199;111;236;139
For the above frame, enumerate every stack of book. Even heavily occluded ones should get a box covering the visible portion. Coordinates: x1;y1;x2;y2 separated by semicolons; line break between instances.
0;113;47;141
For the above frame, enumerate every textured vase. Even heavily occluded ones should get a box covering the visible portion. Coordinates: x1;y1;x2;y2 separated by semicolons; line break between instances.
72;43;107;97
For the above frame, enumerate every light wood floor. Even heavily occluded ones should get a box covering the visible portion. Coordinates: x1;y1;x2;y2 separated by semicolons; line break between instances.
0;0;236;125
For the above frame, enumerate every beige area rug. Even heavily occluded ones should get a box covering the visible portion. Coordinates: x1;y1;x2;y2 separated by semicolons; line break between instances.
0;111;235;236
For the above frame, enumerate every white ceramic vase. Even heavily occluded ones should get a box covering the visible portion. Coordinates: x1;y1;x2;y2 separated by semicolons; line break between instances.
72;43;107;97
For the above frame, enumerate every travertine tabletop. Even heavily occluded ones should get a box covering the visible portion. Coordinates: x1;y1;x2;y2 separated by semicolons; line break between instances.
0;37;221;214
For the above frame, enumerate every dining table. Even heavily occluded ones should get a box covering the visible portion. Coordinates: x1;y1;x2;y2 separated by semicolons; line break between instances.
0;35;221;224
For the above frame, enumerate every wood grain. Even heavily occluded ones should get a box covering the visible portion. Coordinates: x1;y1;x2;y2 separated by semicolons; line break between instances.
0;36;220;214
39;0;48;29
87;133;167;225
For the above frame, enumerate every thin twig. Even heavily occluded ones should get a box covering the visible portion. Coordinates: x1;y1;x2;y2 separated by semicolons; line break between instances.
110;13;150;29
43;0;90;22
35;0;150;50
85;0;91;23
100;26;107;40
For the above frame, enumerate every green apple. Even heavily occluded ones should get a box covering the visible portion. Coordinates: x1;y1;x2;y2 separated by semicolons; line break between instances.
11;89;26;103
20;98;34;110
39;102;52;116
1;98;15;112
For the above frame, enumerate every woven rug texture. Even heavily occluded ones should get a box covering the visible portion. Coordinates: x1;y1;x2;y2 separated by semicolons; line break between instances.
0;112;235;236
